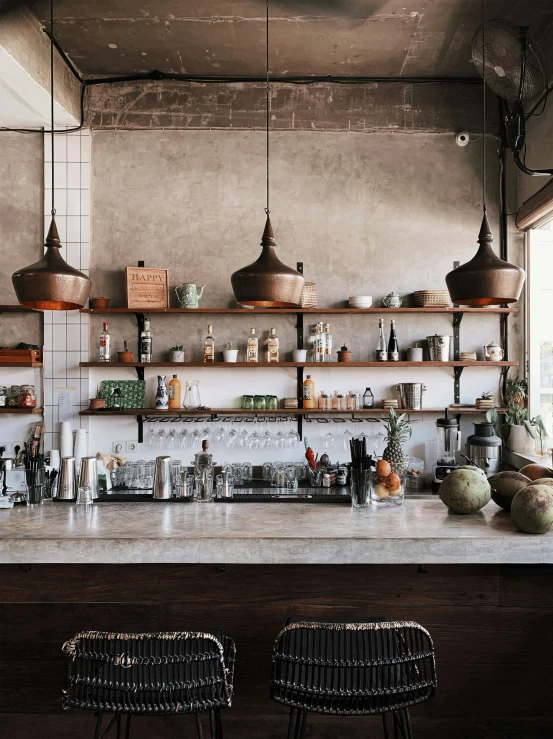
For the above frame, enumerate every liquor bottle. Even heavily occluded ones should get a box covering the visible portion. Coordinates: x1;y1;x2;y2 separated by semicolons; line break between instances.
376;318;388;362
246;328;258;362
99;322;111;362
267;327;279;363
303;375;315;409
168;375;181;409
204;325;215;363
363;387;374;408
388;320;400;362
324;323;332;363
140;318;153;363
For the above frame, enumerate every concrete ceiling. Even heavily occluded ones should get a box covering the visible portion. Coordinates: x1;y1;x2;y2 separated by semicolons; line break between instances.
27;0;553;80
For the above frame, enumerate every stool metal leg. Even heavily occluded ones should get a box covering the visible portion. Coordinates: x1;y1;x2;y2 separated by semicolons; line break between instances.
116;713;122;739
215;708;223;739
209;710;217;739
196;713;204;739
287;708;296;739
382;713;390;739
124;714;131;739
93;711;104;739
294;709;307;739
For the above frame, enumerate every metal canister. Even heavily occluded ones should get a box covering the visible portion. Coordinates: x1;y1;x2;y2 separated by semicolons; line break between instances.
79;457;99;500
396;383;427;410
58;457;77;500
153;456;173;499
426;335;452;362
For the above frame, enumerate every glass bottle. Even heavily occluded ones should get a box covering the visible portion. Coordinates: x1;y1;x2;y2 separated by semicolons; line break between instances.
267;327;279;363
363;387;374;408
247;327;258;362
324;323;332;363
168;375;181;409
99;322;111;362
376;318;388;362
316;322;325;362
388;319;399;362
204;325;215;363
303;375;315;409
140;318;152;363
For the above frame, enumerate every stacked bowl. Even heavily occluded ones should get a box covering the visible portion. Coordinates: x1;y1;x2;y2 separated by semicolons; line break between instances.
349;295;372;309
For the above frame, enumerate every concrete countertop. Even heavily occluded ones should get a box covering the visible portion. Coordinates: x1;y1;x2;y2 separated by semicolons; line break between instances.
1;495;551;564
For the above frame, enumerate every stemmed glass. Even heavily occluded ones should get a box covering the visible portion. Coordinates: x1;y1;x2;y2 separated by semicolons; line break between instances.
249;418;260;450
167;427;176;450
215;424;226;446
179;426;188;448
287;417;300;449
148;426;156;447
274;419;287;450
342;426;354;452
202;426;211;441
261;419;273;450
238;420;249;448
191;427;202;449
156;428;166;449
226;419;238;449
323;425;335;449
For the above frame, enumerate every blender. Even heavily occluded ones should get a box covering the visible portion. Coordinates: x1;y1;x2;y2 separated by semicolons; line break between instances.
432;416;461;494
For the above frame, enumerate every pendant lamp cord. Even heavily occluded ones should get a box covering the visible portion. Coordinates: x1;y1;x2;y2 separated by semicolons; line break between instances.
482;0;486;215
265;0;270;217
50;0;56;217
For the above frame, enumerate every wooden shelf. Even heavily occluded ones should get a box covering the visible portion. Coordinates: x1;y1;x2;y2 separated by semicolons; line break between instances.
0;363;43;368
80;307;518;315
0;407;43;414
0;305;37;313
80;407;497;417
81;360;519;369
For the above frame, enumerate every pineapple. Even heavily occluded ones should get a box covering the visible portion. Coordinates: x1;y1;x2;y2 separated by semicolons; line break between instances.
382;408;412;476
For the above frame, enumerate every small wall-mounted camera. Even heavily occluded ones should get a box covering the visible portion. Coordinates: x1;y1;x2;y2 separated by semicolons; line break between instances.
455;132;470;147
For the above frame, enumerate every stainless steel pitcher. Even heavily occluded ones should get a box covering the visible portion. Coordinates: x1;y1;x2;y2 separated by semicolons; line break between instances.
426;334;451;362
153;456;172;500
397;383;427;410
79;457;99;500
58;457;77;500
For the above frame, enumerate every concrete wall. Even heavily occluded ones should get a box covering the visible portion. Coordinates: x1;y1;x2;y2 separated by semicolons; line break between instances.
87;127;518;462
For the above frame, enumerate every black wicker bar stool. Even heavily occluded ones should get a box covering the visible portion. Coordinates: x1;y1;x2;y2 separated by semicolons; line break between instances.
271;617;436;739
62;630;235;738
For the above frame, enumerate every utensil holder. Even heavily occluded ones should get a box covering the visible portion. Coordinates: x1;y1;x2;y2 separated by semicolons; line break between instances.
350;468;370;508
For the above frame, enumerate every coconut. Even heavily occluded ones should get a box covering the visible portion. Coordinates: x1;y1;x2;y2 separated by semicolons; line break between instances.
488;471;532;511
457;465;487;478
528;478;553;488
519;464;553;481
439;468;492;514
511;485;553;534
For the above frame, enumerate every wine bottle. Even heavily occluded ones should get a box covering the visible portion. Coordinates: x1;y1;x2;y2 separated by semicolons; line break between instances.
376;318;388;362
388;319;399;362
99;322;111;362
204;325;215;363
246;328;258;362
140;318;152;363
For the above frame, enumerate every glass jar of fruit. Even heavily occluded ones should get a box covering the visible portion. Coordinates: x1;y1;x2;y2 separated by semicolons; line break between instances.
371;459;405;506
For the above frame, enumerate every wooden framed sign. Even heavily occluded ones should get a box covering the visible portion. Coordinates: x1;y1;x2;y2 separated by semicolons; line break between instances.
126;267;169;309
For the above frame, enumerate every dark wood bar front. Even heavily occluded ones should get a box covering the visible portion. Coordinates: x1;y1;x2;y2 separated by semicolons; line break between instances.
1;563;552;739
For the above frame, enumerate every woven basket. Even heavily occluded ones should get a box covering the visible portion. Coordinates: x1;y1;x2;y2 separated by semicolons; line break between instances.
413;290;452;307
300;282;317;308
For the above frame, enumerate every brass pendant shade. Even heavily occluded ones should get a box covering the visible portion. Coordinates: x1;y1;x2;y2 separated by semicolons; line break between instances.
445;212;525;306
231;216;305;307
12;219;91;311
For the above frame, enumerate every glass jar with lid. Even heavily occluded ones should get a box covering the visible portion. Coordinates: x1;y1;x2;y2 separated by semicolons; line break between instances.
19;384;37;408
348;392;361;410
336;393;347;411
0;386;7;407
8;385;21;407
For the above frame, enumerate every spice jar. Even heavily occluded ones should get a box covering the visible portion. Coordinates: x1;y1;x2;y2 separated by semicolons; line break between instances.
336;393;347;411
0;386;7;407
18;384;37;408
348;392;361;410
8;385;21;407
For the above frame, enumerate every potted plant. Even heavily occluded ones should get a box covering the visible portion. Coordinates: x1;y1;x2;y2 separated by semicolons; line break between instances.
475;391;493;410
223;341;239;363
169;345;185;362
489;377;535;453
89;385;106;411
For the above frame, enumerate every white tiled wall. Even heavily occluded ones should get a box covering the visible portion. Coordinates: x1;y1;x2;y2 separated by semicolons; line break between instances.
43;129;90;453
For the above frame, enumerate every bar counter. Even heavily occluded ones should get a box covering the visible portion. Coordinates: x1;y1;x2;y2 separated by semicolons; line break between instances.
1;495;551;564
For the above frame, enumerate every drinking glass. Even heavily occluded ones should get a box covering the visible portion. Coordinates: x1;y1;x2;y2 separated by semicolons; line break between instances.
26;468;45;506
351;469;370;509
342;427;354;452
242;462;253;482
194;466;214;502
265;395;279;411
142;463;154;490
274;420;286;450
215;425;226;446
76;485;94;505
261;421;273;449
171;460;182;494
271;462;284;487
249;418;260;450
263;462;273;481
182;473;195;498
156;428;166;449
202;426;211;441
148;426;156;447
242;395;254;410
232;463;244;484
167;428;176;450
254;395;266;411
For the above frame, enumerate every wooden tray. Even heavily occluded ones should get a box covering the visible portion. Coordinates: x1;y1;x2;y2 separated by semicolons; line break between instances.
0;349;42;366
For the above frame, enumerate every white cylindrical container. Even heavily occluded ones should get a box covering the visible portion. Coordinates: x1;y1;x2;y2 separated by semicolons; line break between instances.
60;422;73;459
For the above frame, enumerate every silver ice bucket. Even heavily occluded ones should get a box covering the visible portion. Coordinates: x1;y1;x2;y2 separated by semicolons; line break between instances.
397;383;427;410
427;334;451;362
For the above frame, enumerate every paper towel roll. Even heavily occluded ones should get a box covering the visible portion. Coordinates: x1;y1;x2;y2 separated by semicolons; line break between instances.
74;429;88;472
60;422;73;459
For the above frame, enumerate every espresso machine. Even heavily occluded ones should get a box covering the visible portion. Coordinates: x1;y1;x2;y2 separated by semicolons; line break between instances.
432;416;461;493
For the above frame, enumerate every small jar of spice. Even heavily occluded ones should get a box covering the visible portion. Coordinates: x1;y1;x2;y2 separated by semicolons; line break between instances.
18;385;37;408
8;385;21;407
0;386;7;407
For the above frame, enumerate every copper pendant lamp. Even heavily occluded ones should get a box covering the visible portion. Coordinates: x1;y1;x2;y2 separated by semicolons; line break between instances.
12;0;90;311
230;0;304;308
446;1;525;307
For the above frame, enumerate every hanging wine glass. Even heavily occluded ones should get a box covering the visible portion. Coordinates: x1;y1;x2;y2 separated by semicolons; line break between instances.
323;428;335;449
156;428;166;449
215;424;226;446
191;427;202;449
148;426;156;447
287;417;300;448
226;419;238;449
238;419;249;448
249;418;260;450
179;426;188;448
202;426;211;441
167;427;176;450
274;419;286;450
261;419;273;449
342;427;354;452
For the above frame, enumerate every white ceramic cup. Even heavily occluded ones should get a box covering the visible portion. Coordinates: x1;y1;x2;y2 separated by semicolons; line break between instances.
49;449;60;470
407;347;424;362
60;421;73;459
293;349;308;362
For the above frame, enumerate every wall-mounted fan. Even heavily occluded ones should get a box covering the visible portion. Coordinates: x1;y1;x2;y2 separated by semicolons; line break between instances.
472;18;553;176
